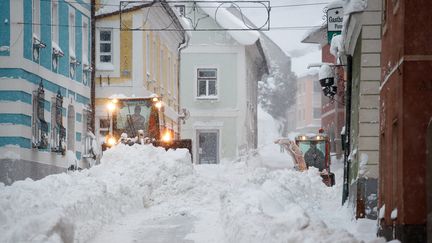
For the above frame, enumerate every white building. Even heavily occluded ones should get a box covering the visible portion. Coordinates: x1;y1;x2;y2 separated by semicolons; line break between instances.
177;4;268;164
0;0;92;184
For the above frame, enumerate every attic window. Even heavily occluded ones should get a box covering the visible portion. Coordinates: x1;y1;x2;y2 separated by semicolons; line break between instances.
175;5;185;16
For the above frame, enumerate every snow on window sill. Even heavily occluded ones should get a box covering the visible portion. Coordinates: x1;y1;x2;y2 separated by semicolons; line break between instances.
96;62;114;71
52;41;64;57
195;96;219;101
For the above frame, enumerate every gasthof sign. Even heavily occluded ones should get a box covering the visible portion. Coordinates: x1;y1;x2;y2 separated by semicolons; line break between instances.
327;7;343;31
327;7;343;43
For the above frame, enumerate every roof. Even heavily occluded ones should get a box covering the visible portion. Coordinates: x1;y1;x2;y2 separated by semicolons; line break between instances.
301;24;327;45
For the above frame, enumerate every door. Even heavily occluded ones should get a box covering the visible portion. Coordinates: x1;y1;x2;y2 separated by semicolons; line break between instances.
427;119;432;243
197;130;219;164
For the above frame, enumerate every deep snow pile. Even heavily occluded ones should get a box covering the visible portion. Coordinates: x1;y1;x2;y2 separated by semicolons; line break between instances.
1;117;383;243
0;145;192;243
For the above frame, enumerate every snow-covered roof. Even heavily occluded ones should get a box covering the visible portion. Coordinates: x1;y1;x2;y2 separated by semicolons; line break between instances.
96;0;146;16
301;24;327;45
195;2;259;45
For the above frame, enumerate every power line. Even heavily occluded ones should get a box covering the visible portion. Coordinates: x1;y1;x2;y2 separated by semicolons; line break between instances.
13;21;322;31
39;0;328;9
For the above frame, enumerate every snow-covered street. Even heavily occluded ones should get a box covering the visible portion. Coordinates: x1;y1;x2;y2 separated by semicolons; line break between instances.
0;109;385;243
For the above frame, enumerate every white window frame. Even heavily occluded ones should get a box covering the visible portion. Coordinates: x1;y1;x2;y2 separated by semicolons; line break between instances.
99;29;112;64
196;68;218;99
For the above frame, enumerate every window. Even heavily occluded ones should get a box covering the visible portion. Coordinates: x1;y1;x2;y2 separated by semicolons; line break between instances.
67;104;75;151
175;5;185;16
32;83;48;149
160;49;164;91
51;2;58;44
146;34;150;77
197;68;217;98
168;56;171;95
69;9;75;58
99;29;112;63
32;0;40;38
32;0;43;62
313;108;321;119
153;40;157;80
82;20;88;64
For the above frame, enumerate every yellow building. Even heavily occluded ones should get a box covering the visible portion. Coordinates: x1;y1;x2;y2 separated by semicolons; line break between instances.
94;1;185;140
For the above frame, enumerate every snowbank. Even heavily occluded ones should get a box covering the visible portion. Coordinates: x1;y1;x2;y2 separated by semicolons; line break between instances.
0;109;381;243
0;145;192;243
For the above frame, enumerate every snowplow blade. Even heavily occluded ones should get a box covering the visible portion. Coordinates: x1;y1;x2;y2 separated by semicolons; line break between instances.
153;139;193;161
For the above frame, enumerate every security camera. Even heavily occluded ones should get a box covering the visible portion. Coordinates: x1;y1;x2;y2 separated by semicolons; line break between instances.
318;64;334;87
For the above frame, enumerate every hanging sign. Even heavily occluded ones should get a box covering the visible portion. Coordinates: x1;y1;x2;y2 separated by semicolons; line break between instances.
327;7;343;43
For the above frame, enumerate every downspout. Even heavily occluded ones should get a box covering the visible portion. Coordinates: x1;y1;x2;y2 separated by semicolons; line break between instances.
90;0;96;133
342;54;352;205
177;30;189;138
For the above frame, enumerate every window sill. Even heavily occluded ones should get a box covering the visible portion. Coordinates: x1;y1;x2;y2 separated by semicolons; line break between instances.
196;96;219;101
96;62;114;71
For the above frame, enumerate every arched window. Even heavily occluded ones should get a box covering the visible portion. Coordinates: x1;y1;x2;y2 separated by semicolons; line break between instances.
67;104;75;151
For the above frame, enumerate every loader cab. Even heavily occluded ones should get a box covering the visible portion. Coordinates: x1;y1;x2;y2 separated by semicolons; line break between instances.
295;133;335;186
101;97;192;158
103;97;165;149
295;134;330;172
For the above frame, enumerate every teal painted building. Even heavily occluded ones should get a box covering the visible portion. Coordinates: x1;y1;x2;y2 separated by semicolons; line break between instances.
0;0;93;184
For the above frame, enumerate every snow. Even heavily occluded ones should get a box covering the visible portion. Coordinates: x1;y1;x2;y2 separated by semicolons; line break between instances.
196;1;259;45
330;34;343;58
0;151;20;160
319;64;334;80
342;0;368;15
391;208;398;220
358;153;369;177
51;41;63;56
0;46;10;52
96;0;145;16
96;62;114;71
0;109;383;243
378;204;385;219
66;150;78;167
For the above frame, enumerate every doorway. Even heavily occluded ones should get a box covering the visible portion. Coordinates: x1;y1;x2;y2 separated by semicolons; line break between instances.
197;130;219;164
427;119;432;243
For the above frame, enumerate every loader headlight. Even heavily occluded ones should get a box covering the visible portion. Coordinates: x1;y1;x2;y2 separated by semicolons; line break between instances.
107;102;116;112
155;101;163;110
161;130;173;143
107;136;116;147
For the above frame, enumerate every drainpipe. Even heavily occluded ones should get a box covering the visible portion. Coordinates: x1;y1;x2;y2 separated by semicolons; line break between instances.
90;0;96;133
342;55;352;205
177;31;189;138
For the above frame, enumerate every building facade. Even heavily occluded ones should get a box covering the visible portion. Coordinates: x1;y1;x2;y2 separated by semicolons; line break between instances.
294;73;321;134
178;4;268;164
341;0;382;220
94;1;185;140
0;0;92;184
378;0;432;241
